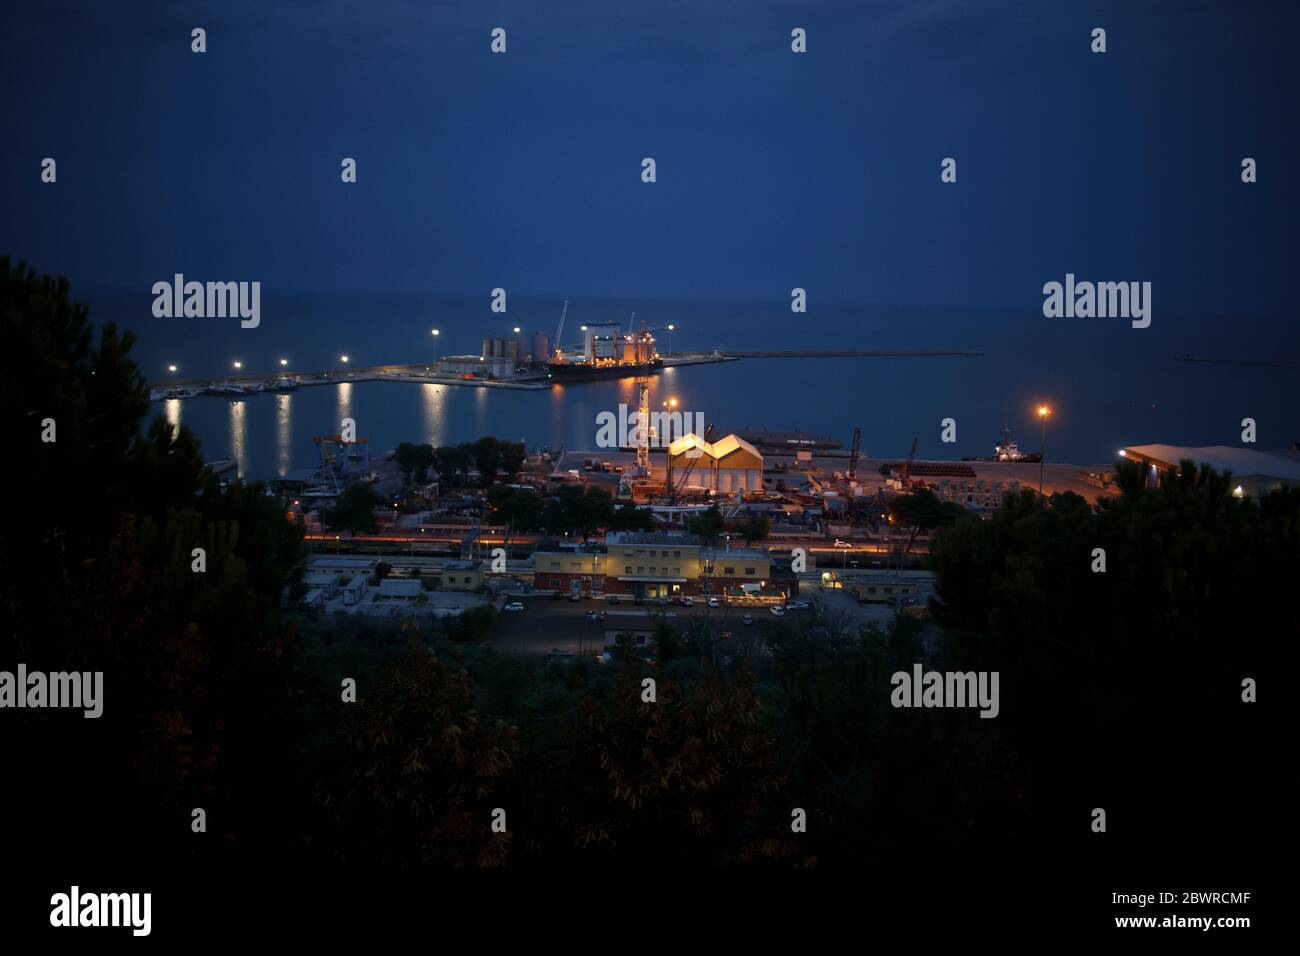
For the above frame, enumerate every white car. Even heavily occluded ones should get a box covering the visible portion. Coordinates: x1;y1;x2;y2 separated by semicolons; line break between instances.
769;606;785;617
683;597;695;607
503;602;524;612
786;601;809;610
707;597;720;608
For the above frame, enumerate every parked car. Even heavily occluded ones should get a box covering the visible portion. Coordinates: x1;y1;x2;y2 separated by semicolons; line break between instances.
504;602;524;612
683;597;695;607
786;601;809;610
606;594;620;604
770;606;786;618
742;614;753;626
569;593;580;602
707;597;720;608
550;591;564;601
657;597;669;605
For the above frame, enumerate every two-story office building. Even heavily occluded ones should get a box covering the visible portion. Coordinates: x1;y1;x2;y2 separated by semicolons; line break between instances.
531;532;783;600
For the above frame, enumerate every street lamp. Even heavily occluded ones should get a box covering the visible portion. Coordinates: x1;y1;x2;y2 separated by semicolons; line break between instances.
340;355;349;364
667;324;675;355
232;361;242;370
167;364;177;373
1037;405;1051;496
279;358;288;367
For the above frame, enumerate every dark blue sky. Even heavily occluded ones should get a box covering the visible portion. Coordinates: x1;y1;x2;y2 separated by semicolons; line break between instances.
2;0;1296;319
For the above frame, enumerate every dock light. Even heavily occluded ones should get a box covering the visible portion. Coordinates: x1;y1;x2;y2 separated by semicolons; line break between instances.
431;329;439;336
513;326;521;334
340;355;349;363
167;364;177;373
580;325;587;331
233;361;242;369
279;358;288;366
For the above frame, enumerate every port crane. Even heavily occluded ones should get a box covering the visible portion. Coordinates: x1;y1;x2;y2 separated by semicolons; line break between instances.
552;299;569;357
898;436;918;488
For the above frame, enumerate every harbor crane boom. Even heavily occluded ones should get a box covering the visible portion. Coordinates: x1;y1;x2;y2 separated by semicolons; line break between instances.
553;299;569;355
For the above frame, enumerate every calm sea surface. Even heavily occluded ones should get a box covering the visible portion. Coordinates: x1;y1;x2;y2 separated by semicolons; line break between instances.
83;291;1300;481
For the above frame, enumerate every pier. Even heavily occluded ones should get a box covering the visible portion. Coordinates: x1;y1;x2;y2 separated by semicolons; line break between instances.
151;349;983;399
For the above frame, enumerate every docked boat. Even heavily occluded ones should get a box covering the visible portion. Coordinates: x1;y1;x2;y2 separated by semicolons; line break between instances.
265;376;298;392
546;358;663;381
963;428;1042;463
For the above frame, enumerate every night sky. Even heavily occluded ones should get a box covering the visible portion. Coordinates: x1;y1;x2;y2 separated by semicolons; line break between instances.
2;0;1296;321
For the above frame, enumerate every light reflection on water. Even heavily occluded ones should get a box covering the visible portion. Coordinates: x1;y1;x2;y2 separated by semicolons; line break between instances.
275;393;292;477
164;399;181;438
420;384;446;446
228;399;247;478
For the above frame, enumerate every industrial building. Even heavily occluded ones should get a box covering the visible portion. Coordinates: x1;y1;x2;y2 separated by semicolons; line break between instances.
438;354;515;378
439;560;483;591
530;531;784;601
666;433;764;494
1120;444;1300;498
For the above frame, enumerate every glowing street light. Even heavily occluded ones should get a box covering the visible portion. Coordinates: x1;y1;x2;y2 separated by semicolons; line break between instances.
167;364;177;373
667;324;675;355
1037;405;1051;495
340;355;349;364
279;358;288;367
232;360;242;370
513;326;521;334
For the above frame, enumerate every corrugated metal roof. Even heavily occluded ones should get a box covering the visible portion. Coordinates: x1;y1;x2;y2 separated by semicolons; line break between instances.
1123;444;1300;480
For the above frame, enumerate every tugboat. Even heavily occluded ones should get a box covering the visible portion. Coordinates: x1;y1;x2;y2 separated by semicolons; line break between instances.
963;428;1042;463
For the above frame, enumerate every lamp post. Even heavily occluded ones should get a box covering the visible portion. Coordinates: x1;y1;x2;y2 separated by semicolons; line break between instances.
1037;405;1051;496
667;324;675;355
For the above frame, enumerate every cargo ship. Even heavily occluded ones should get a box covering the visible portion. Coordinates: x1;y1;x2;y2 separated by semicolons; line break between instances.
546;358;663;381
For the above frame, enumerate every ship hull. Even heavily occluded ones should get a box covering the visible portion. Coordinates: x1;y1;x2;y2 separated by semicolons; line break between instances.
546;360;663;381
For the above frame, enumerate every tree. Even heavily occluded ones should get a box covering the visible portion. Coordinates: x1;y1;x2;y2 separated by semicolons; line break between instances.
473;436;501;486
393;442;435;488
927;463;1294;869
1;258;309;864
435;444;473;488
685;504;725;542
315;650;519;865
739;513;771;545
324;482;382;534
487;486;546;544
888;487;962;555
609;501;655;532
499;440;526;480
544;485;615;541
569;663;803;864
